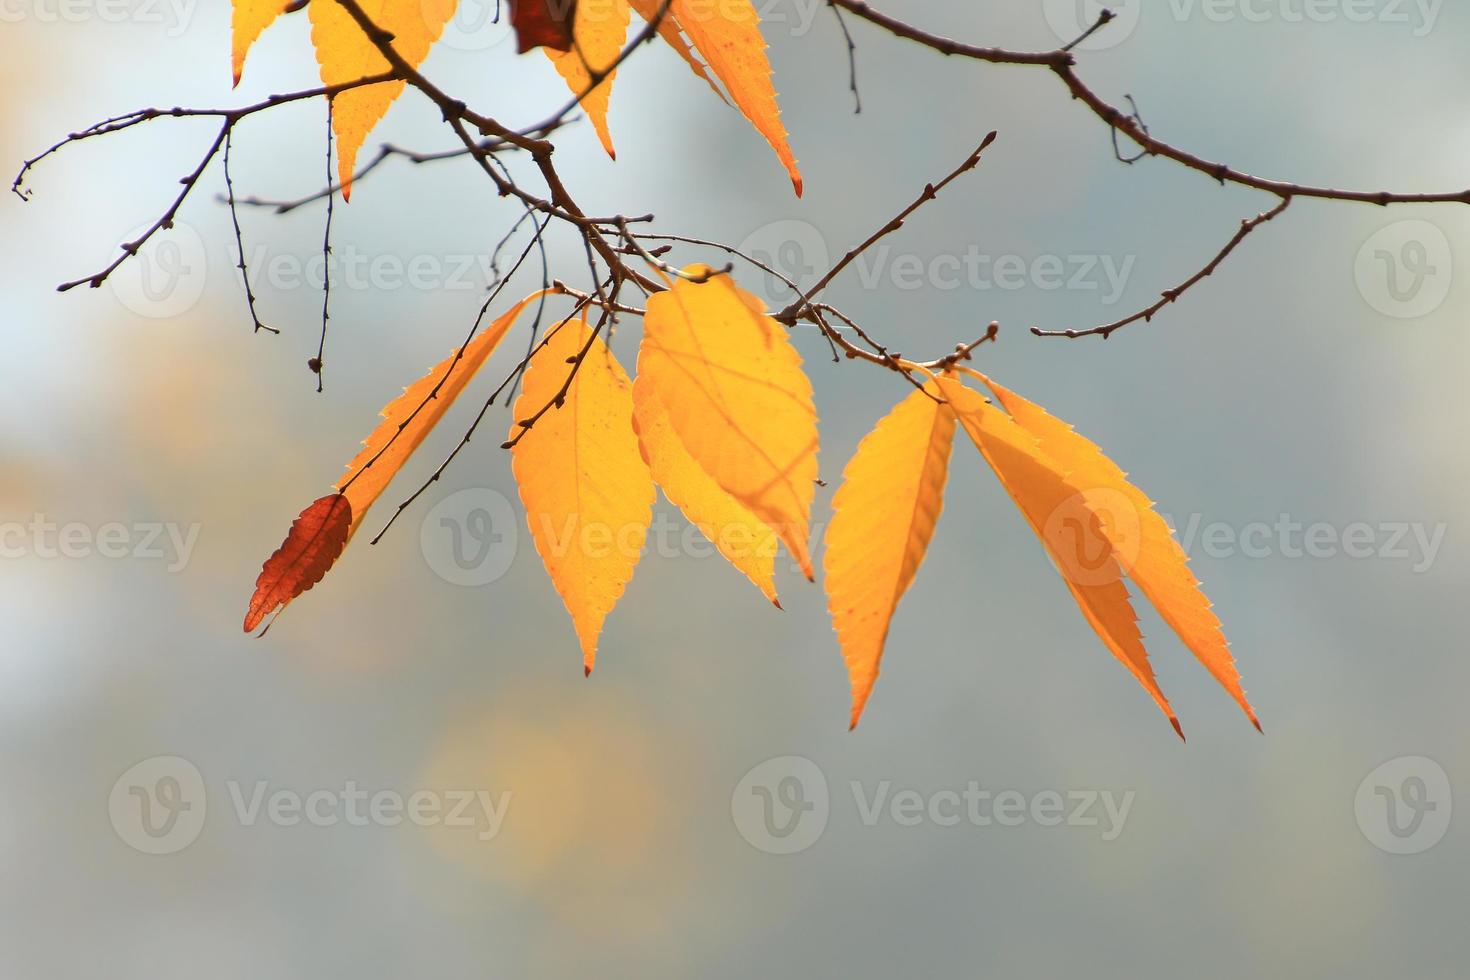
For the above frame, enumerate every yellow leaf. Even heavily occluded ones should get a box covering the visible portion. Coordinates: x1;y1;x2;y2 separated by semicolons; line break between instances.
937;376;1182;738
546;0;632;158
309;0;457;199
512;315;655;673
663;0;802;195
631;371;780;606
638;269;819;578
978;374;1259;731
337;292;546;536
627;0;724;101
825;384;955;728
232;0;289;86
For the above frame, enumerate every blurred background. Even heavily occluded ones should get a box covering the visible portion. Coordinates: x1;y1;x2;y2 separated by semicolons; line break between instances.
3;1;1468;976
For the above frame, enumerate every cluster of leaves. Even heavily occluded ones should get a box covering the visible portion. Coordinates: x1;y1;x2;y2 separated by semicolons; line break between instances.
231;0;800;198
218;1;1261;735
248;267;1258;737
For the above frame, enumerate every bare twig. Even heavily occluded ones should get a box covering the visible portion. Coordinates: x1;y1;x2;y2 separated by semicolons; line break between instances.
1032;198;1292;339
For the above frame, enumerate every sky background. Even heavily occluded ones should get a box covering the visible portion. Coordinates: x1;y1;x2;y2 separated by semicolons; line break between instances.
3;1;1468;977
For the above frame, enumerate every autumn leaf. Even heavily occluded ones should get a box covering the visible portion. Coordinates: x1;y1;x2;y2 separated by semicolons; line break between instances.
642;0;801;194
336;292;546;537
309;0;457;199
546;0;631;157
627;0;722;100
977;373;1259;731
825;383;955;728
512;314;655;673
509;0;579;52
631;368;780;606
244;493;352;633
936;376;1182;738
637;269;819;578
231;0;289;86
245;293;542;633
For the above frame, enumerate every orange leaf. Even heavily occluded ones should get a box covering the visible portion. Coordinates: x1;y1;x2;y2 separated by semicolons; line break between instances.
245;294;542;634
546;0;631;157
637;269;819;578
512;315;655;673
662;0;801;194
231;0;289;86
244;493;352;632
309;0;457;199
337;292;546;537
631;370;780;606
978;373;1259;731
509;0;578;52
825;384;955;728
937;376;1182;738
627;0;723;101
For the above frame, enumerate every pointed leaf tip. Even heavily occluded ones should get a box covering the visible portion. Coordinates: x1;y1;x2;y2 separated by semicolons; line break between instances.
244;493;352;633
825;385;954;728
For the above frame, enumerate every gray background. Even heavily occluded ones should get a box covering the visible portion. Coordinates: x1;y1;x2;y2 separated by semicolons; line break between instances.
2;1;1466;976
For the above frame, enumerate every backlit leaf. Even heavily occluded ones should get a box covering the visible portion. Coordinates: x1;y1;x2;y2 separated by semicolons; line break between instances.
244;493;352;633
654;0;801;194
508;0;578;52
631;370;780;606
308;0;457;199
937;376;1181;738
825;384;954;728
546;0;631;157
337;292;546;536
627;0;722;100
231;0;289;86
512;315;655;673
638;269;818;578
979;373;1258;731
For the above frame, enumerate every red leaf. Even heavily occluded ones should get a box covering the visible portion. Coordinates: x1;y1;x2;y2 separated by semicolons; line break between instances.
244;494;353;633
508;0;577;53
